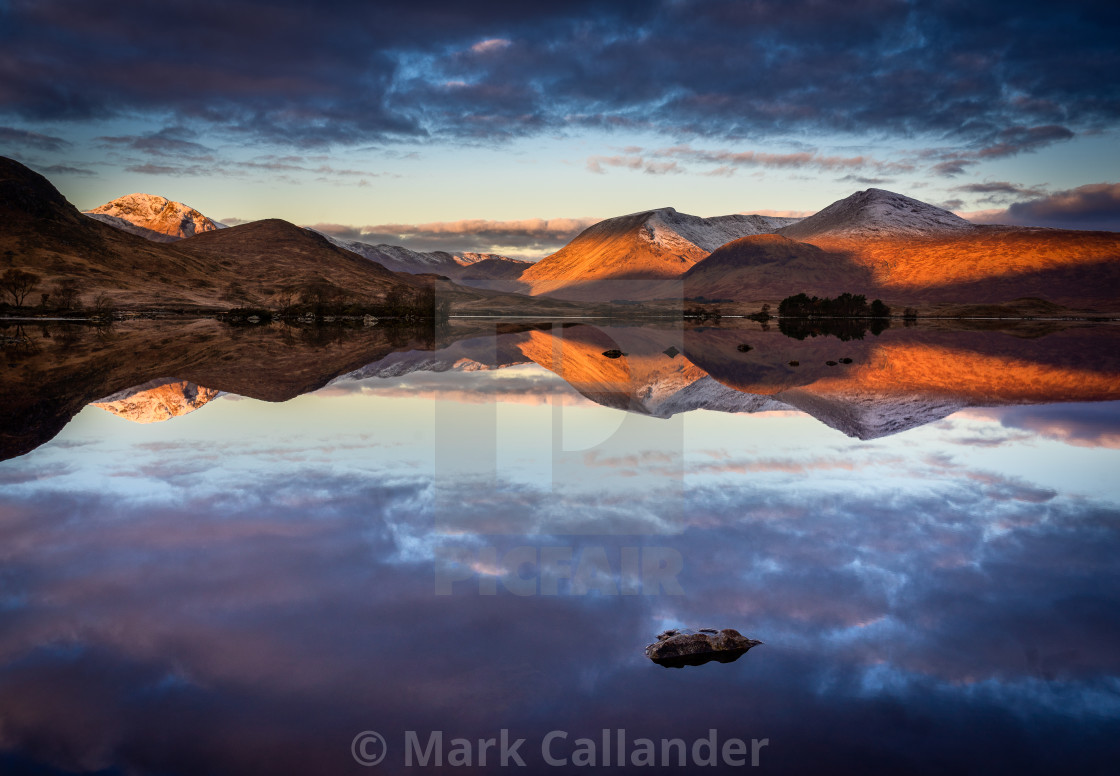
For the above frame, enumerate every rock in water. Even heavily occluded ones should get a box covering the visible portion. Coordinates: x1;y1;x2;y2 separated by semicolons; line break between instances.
645;628;762;668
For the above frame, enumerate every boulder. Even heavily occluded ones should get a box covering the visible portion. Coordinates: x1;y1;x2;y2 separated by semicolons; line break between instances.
645;628;762;668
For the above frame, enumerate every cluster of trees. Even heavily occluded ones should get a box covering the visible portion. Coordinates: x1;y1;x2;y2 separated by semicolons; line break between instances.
1;270;96;312
777;293;891;318
260;280;451;323
683;305;722;321
778;317;890;341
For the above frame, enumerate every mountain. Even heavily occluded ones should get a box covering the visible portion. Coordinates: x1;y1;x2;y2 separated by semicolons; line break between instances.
674;234;872;302
84;193;223;242
778;188;975;240
518;207;801;300
768;188;1120;306
454;252;514;266
315;232;463;275
81;200;526;281
0;157;428;310
92;379;222;423
313;232;530;282
171;219;426;304
0;157;588;315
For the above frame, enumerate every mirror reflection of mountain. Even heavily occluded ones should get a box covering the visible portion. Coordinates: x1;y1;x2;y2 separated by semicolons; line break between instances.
4;318;1119;461
0;319;441;461
92;378;222;424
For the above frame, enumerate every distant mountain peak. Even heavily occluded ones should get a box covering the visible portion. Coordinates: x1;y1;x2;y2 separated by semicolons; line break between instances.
779;188;975;240
84;192;222;242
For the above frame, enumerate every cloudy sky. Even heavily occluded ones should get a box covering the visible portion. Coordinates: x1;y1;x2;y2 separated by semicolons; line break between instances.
1;0;1118;256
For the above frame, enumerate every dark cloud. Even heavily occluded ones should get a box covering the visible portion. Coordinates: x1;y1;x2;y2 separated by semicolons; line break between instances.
0;125;69;151
969;182;1120;230
32;163;95;176
97;126;212;157
0;1;1116;152
954;181;1048;198
932;158;978;176
123;162;207;176
976;124;1076;158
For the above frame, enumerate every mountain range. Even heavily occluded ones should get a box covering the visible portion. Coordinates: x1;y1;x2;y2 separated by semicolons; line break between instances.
82;193;531;284
3;156;1119;313
0;158;579;315
515;207;801;300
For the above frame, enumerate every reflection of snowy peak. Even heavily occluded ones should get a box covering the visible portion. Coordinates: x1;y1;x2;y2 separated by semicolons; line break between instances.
777;389;966;440
650;376;786;418
92;378;221;423
84;194;223;242
779;188;975;240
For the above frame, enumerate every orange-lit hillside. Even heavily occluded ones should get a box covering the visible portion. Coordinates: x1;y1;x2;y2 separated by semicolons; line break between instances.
807;228;1120;301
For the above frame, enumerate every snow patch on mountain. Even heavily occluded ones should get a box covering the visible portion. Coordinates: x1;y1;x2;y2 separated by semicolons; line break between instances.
779;189;976;240
641;208;801;254
313;231;522;275
84;193;221;241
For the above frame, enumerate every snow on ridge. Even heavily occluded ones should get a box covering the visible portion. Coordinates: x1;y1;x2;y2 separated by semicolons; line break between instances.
314;230;523;274
84;193;220;240
780;188;975;240
616;207;802;255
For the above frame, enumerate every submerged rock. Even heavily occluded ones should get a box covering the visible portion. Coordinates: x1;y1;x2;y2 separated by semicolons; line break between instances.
645;628;762;668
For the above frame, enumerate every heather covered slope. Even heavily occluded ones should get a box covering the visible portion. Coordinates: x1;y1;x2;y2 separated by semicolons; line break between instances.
519;207;799;300
0;157;583;315
676;234;875;302
772;188;1120;307
172;218;425;303
0;159;422;310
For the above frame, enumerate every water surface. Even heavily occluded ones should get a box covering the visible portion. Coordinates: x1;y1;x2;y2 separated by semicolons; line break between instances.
1;319;1119;774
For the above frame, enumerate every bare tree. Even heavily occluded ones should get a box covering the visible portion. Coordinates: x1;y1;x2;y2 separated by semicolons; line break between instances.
0;269;39;307
91;293;116;319
52;278;82;310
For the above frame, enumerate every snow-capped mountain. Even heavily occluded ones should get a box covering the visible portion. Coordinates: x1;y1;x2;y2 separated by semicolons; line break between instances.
519;207;802;300
779;188;975;240
454;252;514;266
84;193;224;242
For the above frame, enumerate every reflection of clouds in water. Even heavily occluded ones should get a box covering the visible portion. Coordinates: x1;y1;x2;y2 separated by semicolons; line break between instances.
963;403;1120;449
1;458;1119;773
2;394;1120;773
